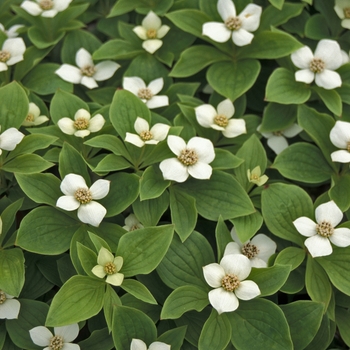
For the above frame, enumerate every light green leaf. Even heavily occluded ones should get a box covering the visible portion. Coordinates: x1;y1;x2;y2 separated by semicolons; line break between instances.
210;149;243;170
93;154;132;173
335;307;350;347
84;134;129;158
157;326;187;350
275;247;306;270
0;198;23;240
140;165;171;200
329;174;350;212
215;216;232;262
2;154;54;174
93;39;143;61
313;86;342;116
76;242;97;277
231;211;264;243
121;279;157;305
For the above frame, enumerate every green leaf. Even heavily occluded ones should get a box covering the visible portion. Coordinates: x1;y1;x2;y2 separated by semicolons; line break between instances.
103;284;122;333
0;198;23;240
269;0;284;9
76;242;97;277
2;154;54;174
46;275;105;326
273;143;333;184
275;247;306;270
117;225;174;277
161;285;208;319
84;134;129;157
260;103;297;133
77;328;115;350
215;216;232;261
304;314;335;350
329;174;350;211
207;60;261;101
210;149;243;170
140;165;170;200
265;67;311;104
93;39;144;61
305;14;331;40
157;326;187;350
313;86;342;116
335;307;350;347
121;279;157;305
93;154;132;173
231;211;264;243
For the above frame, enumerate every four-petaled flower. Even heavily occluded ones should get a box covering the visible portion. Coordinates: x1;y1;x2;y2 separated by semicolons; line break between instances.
334;0;350;29
123;77;169;109
22;102;49;127
29;323;80;350
0;23;24;38
203;254;260;314
57;109;105;138
133;11;170;54
291;39;343;90
293;200;350;258
131;338;170;350
0;126;25;155
159;135;215;183
123;213;144;231
55;48;120;89
247;166;268;186
0;291;20;319
92;247;124;286
202;0;262;46
21;0;72;17
0;38;26;72
224;228;276;268
56;174;110;227
195;99;246;138
125;117;170;147
329;120;350;163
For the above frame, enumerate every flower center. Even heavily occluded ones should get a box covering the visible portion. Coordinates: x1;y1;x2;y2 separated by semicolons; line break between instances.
241;242;259;259
74;117;89;130
221;273;240;292
49;335;64;350
40;0;54;10
225;16;242;30
130;224;140;231
26;113;35;122
309;58;325;74
140;130;153;141
146;28;157;39
347;141;350;152
214;114;229;127
316;220;334;238
74;188;92;204
81;65;96;77
137;88;153;100
104;262;117;275
0;50;11;62
344;7;350;18
178;149;198;166
0;291;6;304
250;173;260;181
273;130;283;136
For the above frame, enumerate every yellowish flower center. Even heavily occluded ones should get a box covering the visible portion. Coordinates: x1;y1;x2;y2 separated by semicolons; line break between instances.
225;16;242;30
347;141;350;152
140;130;153;141
74;117;89;130
137;88;153;100
316;220;334;238
40;0;54;10
81;65;96;77
309;58;325;74
0;50;11;62
146;28;157;39
221;273;240;292
344;7;350;18
0;291;6;304
74;188;92;204
250;173;260;181
104;262;117;275
26;113;35;122
273;131;283;136
241;242;259;259
130;224;140;231
49;335;64;350
178;149;198;166
214;114;229;127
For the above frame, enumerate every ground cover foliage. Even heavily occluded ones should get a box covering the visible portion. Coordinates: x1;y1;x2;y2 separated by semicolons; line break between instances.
1;0;350;349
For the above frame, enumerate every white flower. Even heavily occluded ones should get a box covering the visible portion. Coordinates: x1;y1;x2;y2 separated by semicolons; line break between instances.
55;48;120;89
258;124;302;154
133;11;170;54
0;291;20;319
123;77;169;109
91;247;124;286
57;109;105;138
22;102;49;127
203;254;260;314
56;174;110;227
0;126;25;155
224;228;276;268
29;323;80;350
123;214;144;231
195;99;246;138
159;135;215;183
202;0;262;46
0;23;24;38
0;37;26;72
247;166;268;186
131;338;170;350
334;0;350;29
329;120;350;163
291;39;343;90
125;117;170;147
20;0;72;18
293;200;350;258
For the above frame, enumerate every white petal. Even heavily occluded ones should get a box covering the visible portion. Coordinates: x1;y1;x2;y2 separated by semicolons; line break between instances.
223;119;246;138
251;234;277;262
249;258;268;268
341;18;350;29
330;121;350;149
293;217;317;237
134;117;149;134
74;130;91;138
223;242;242;256
315;201;343;227
330;228;350;247
267;135;288;154
88;114;105;132
283;124;303;138
57;118;76;135
20;1;42;16
217;99;234;118
187;137;215;164
167;135;186;156
74;109;90;121
235;280;260;300
202;22;232;42
81;76;98;89
62;344;79;350
54;324;79;343
125;133;145;147
150;123;170;141
149;342;171;350
239;4;262;32
331;150;350;163
314;39;343;70
291;46;314;69
142;11;162;30
146;95;169;109
3;38;26;59
0;62;8;72
89;179;110;200
0;299;20;319
0;128;24;151
56;195;80;211
203;263;225;288
231;29;254;46
28;102;40;117
55;64;82;84
60;174;87;195
106;273;124;286
188;162;213;180
157;25;170;38
97;247;114;266
113;256;123;271
124;214;142;230
77;201;107;227
94;61;120;81
304;235;333;258
131;339;147;350
133;26;148;40
29;326;52;346
123;77;146;95
53;0;72;12
148;77;164;95
195;104;217;128
217;0;236;20
76;48;93;69
208;288;239;314
91;265;106;278
315;70;342;89
142;39;163;54
159;158;189;182
41;9;58;17
220;254;251;280
230;227;243;245
295;69;315;84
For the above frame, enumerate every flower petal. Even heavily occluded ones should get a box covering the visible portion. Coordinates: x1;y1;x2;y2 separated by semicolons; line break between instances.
315;70;342;90
157;25;170;38
293;216;317;237
60;174;87;195
106;272;124;286
20;1;42;16
267;135;289;154
220;254;251;280
249;257;268;268
304;235;333;258
57;117;76;135
251;234;276;263
295;69;315;84
315;200;343;227
94;61;120;81
133;26;148;40
150;123;170;141
208;288;239;314
217;99;235;118
56;195;80;211
314;39;343;70
113;256;123;271
62;344;80;350
231;29;254;46
187;162;213;180
77;201;107;227
97;247;114;266
81;76;98;89
148;77;164;95
330;121;350;149
29;326;52;346
202;22;231;42
223;242;242;256
54;323;79;343
283;124;303;138
41;9;58;17
88;114;105;132
123;77;146;95
167;135;187;156
239;4;262;32
131;339;147;350
217;0;236;20
159;158;189;183
74;130;91;138
331;150;350;163
142;11;162;30
3;38;26;62
75;48;93;69
223;119;246;138
235;280;260;300
125;133;145;147
195;104;217;128
187;137;215;164
134;117;150;134
203;263;225;288
55;64;82;84
89;179;110;200
0;298;20;319
291;46;314;69
330;228;350;247
91;265;106;278
142;39;163;54
146;95;169;109
0;128;24;151
149;341;171;350
53;0;72;12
